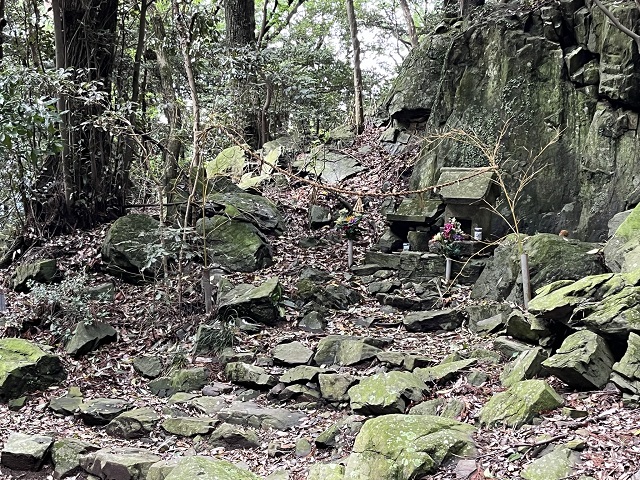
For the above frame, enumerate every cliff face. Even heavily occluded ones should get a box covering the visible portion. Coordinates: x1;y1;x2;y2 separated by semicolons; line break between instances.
382;0;640;241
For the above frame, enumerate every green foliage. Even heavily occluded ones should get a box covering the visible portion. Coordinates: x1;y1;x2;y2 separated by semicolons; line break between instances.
27;275;111;341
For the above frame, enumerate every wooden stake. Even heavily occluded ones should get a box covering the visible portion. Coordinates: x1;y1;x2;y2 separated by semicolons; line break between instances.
348;240;354;268
521;253;531;310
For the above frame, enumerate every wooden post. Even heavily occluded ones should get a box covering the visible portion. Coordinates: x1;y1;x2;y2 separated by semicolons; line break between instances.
521;253;531;310
348;240;354;268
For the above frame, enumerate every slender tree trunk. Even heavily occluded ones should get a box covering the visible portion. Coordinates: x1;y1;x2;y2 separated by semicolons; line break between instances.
345;0;364;134
51;0;72;205
0;0;5;61
398;0;418;48
121;0;148;206
150;6;182;211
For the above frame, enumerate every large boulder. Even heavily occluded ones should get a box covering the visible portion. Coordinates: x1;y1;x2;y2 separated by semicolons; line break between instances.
0;338;66;401
472;234;606;303
529;270;640;339
197;216;273;272
347;371;428;415
384;0;640;242
343;414;475;479
207;191;285;235
604;203;640;273
101;214;167;281
480;380;563;427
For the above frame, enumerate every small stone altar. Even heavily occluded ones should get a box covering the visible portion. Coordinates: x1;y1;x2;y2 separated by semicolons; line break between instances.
438;167;499;238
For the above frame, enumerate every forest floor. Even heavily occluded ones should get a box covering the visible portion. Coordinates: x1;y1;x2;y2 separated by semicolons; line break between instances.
1;127;640;480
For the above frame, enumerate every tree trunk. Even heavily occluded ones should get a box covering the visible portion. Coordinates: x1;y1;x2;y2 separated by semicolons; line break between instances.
225;0;255;46
398;0;418;48
345;0;364;134
49;0;122;230
0;0;5;61
224;0;259;147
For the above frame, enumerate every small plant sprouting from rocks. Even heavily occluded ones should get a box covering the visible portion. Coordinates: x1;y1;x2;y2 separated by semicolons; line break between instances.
27;274;111;342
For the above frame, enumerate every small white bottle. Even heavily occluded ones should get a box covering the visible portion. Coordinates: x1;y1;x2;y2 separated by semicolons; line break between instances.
474;227;483;241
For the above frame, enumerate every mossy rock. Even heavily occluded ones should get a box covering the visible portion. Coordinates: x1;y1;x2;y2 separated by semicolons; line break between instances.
208;192;286;235
0;338;66;402
162;456;262;480
604;202;640;273
347;371;428;415
480;380;563;427
101;214;168;281
472;234;606;304
197;216;273;272
343;414;475;480
10;259;58;292
218;277;283;325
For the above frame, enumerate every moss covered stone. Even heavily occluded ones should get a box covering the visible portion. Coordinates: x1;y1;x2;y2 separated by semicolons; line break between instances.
197;215;273;272
611;332;640;394
308;463;345;480
604;202;640;273
208;192;286;235
162;456;262;480
480;380;563;427
314;336;383;367
414;359;477;384
10;259;57;292
501;348;549;387
218;277;283;325
542;330;614;390
101;214;166;281
521;444;580;480
80;449;162;480
347;371;428;415
0;338;66;401
343;414;475;480
51;438;98;478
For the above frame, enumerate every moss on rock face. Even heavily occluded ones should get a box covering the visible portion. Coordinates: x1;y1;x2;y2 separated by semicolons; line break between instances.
343;414;475;480
347;371;428;415
0;338;66;401
197;216;273;272
480;380;563;427
605;203;640;273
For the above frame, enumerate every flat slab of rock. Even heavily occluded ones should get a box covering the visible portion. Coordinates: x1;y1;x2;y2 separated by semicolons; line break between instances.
348;371;428;415
49;387;83;415
542;330;614;390
106;408;160;439
314;335;386;366
160;456;262;480
281;366;326;384
78;398;131;426
344;414;475;479
1;433;54;471
209;423;260;449
414;359;477;384
480;380;563;427
132;355;163;379
161;417;217;437
218;401;305;431
308;463;345;480
80;449;161;480
65;320;117;357
521;443;581;480
0;338;66;401
272;341;313;366
403;308;465;332
225;362;277;389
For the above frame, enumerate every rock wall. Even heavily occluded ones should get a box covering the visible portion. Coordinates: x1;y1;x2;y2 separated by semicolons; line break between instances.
382;0;640;241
